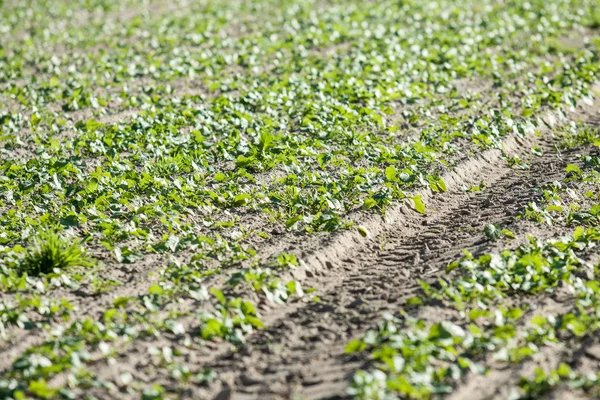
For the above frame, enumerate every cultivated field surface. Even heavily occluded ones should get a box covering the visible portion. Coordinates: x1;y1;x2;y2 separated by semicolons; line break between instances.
1;0;600;399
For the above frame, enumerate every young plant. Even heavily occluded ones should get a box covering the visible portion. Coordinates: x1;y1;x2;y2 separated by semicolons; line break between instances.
21;230;94;276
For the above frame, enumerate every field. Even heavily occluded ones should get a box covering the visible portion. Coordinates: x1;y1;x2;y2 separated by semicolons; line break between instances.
1;0;600;399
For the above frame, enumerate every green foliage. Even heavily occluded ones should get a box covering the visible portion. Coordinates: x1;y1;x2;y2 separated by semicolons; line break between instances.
558;124;600;149
0;0;600;397
21;231;94;276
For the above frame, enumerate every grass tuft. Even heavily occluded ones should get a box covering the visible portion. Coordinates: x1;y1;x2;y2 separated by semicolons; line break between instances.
22;231;94;276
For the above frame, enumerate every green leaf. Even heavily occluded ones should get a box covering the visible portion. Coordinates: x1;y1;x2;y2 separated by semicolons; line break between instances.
210;288;226;305
165;235;180;252
200;318;223;340
565;164;582;174
357;226;369;237
86;179;99;193
214;172;227;182
233;193;251;207
484;224;500;240
385;166;397;181
148;284;164;295
285;215;303;229
411;195;425;214
345;339;366;353
500;228;516;239
113;297;132;308
362;197;377;210
28;380;57;399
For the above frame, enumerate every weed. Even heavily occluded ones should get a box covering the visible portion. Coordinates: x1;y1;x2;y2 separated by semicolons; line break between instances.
22;231;93;276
